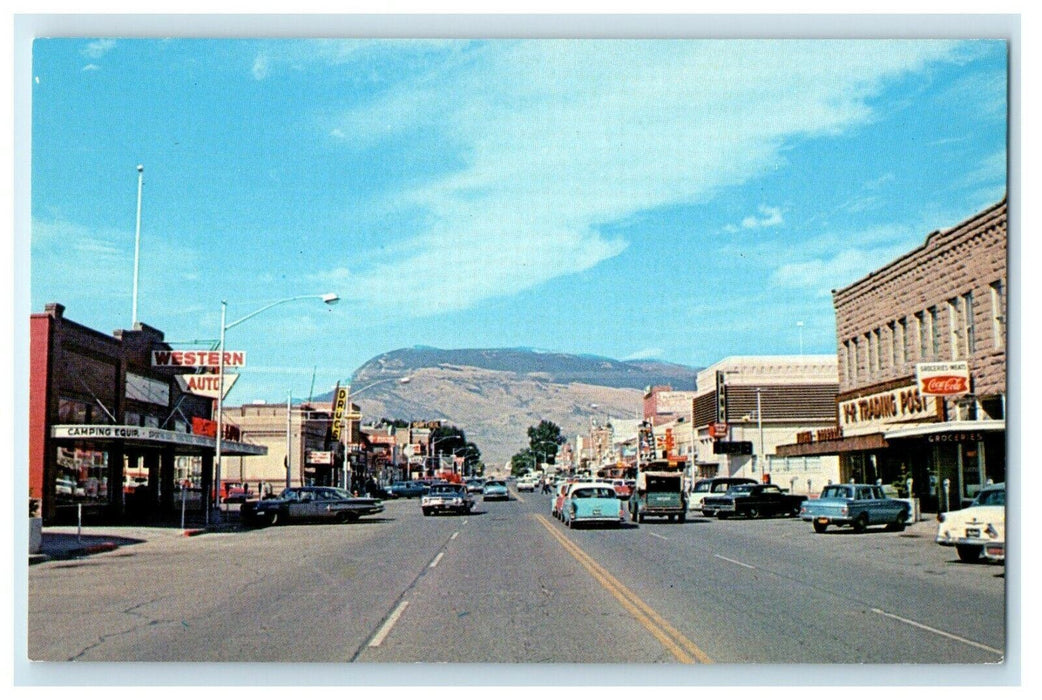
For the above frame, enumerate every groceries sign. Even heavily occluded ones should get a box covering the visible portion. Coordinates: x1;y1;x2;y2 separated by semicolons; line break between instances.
916;362;971;397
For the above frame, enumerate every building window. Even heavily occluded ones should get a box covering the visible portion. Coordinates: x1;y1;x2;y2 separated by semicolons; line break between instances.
898;317;908;367
916;311;928;360
868;331;878;376
887;321;898;370
842;340;851;383
947;298;960;359
850;339;858;383
58;398;90;424
962;291;976;355
990;280;1005;350
930;306;941;358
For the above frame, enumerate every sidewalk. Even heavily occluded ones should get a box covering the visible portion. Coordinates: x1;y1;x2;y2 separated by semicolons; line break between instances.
29;514;243;566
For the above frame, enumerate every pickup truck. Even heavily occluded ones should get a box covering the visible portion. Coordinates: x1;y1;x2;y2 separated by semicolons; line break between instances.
629;470;687;523
701;483;807;519
799;483;909;533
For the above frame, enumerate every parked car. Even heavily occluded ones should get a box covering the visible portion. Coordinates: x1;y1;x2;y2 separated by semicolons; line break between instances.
241;487;383;527
629;467;687;523
690;477;758;516
611;479;633;500
482;480;509;501
388;481;428;498
551;482;576;519
561;483;625;529
465;478;486;494
701;483;807;519
421;483;474;516
936;482;1005;563
799;483;909;533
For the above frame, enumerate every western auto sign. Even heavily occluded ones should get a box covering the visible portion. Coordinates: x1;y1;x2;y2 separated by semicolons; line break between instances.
152;350;247;368
175;373;238;399
916;362;971;397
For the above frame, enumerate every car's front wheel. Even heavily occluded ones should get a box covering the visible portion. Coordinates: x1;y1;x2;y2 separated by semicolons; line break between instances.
956;544;983;562
885;511;907;532
267;511;279;526
747;507;759;519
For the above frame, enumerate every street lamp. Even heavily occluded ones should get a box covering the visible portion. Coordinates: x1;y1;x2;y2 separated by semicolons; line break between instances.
212;293;339;523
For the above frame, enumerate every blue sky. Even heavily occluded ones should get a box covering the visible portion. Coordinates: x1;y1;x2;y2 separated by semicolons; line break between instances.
28;38;1008;403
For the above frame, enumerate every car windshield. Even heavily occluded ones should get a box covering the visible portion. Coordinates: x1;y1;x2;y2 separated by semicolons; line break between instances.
430;486;462;495
975;488;1005;506
485;481;505;488
572;487;616;499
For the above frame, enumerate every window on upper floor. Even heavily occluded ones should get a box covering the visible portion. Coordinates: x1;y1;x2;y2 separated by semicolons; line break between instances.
930;306;941;358
916;311;928;360
990;280;1005;350
947;298;961;359
962;291;976;355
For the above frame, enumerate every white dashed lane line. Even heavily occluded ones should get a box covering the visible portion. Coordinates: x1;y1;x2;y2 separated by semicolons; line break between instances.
428;552;444;568
368;600;409;648
713;554;756;570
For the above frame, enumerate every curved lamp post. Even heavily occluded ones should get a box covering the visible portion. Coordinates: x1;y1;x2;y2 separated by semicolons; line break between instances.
212;293;339;522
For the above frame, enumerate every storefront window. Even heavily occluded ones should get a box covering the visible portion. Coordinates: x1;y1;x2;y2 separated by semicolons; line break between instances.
58;398;90;424
54;445;109;506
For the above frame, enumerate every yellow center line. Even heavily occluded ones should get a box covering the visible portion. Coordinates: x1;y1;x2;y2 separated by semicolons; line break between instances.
532;513;713;664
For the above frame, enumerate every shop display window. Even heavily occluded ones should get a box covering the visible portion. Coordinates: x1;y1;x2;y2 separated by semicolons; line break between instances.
54;446;109;505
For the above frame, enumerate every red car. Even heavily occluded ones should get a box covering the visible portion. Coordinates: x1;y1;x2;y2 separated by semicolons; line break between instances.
612;479;633;499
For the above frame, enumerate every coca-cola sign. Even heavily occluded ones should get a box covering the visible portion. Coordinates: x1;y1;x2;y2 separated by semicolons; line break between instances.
916;362;971;397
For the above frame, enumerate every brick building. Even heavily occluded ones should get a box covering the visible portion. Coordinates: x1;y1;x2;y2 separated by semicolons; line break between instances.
777;199;1007;511
29;303;266;524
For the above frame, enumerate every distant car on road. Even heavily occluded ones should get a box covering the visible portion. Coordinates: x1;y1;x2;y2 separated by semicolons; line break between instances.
241;487;383;527
690;477;758;516
562;483;625;529
701;483;807;519
936;482;1005;563
482;480;509;501
799;483;909;533
516;476;537;492
421;483;474;516
465;478;486;494
388;481;428;498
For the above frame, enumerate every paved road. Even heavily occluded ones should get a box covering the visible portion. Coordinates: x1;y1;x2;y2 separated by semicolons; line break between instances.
28;486;1005;667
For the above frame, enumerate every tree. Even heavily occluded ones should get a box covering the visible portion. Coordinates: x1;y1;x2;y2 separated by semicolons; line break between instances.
510;448;537;476
527;420;566;466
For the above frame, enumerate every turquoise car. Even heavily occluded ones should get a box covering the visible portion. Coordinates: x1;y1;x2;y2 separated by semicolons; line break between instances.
562;483;625;529
482;480;509;501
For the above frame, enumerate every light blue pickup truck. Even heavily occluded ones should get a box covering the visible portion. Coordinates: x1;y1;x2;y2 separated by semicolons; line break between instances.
800;483;909;533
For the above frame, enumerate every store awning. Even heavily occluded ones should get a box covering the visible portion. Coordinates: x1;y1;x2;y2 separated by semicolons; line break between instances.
884;420;1005;440
775;433;889;457
50;424;267;456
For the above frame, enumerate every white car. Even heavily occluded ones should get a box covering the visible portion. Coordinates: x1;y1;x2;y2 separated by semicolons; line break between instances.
516;477;536;492
936;482;1005;563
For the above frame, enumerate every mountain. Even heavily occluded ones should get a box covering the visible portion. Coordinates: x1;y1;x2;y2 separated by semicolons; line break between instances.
317;347;701;467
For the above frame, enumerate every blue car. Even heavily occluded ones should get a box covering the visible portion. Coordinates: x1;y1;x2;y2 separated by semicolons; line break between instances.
482;480;509;501
561;483;625;529
800;483;909;533
388;481;428;498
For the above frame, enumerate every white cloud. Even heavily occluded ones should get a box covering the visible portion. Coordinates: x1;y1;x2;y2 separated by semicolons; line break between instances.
251;55;269;80
316;40;965;315
82;64;100;72
83;39;116;59
741;205;784;229
623;348;663;361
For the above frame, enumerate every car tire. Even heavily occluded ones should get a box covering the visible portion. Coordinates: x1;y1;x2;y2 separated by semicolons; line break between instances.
852;513;868;533
956;544;982;563
717;512;728;520
422;508;431;517
813;521;827;533
268;511;279;526
747;507;759;519
789;506;801;518
886;512;907;532
678;512;686;524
